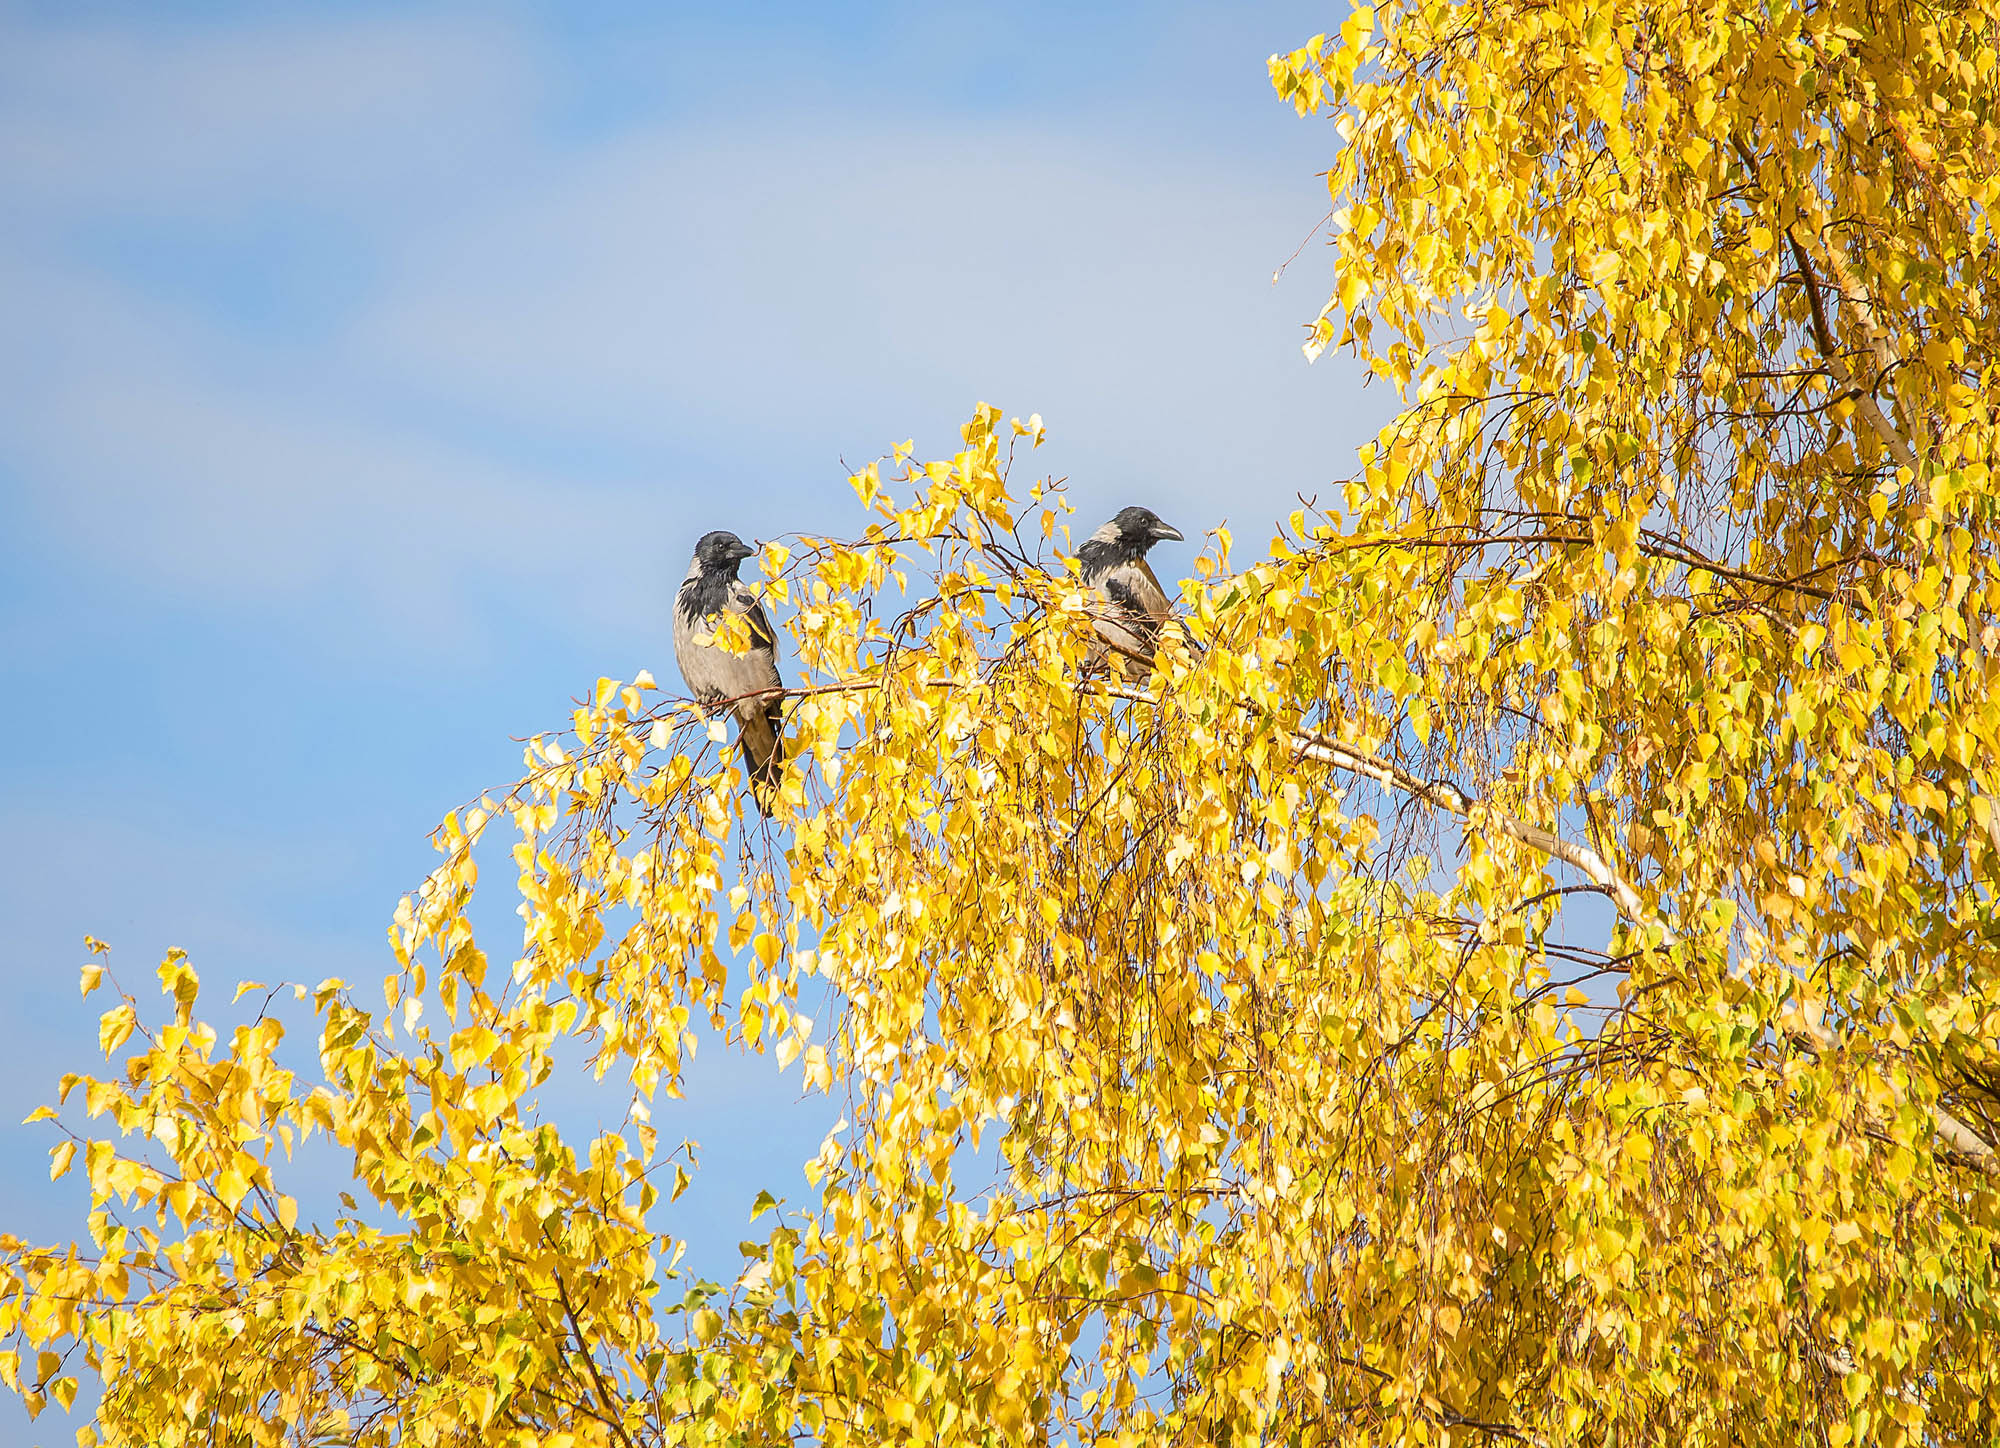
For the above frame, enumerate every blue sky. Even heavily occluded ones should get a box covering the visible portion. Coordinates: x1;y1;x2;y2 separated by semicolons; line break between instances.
0;2;1386;1436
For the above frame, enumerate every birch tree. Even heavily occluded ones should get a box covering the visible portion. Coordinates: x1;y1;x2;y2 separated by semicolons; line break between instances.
6;0;1999;1444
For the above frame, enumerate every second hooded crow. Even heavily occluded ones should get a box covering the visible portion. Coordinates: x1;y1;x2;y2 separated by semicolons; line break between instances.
1077;505;1185;681
673;530;786;815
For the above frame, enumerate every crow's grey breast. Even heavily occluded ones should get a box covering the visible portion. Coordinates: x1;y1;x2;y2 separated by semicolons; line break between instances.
672;529;786;815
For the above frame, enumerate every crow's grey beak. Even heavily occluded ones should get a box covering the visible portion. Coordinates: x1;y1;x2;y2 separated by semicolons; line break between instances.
735;542;759;562
1154;522;1185;543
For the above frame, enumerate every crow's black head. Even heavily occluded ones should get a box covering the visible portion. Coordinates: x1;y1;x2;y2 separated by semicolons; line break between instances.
692;530;757;573
1109;506;1184;546
1079;505;1185;578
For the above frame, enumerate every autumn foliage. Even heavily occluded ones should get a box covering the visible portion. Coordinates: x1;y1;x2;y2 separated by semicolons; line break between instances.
7;0;2000;1443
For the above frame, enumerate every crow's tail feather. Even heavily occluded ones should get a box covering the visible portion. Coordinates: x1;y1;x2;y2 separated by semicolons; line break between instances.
737;698;785;817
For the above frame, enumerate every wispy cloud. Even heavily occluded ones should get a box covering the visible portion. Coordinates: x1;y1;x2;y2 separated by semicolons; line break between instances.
0;11;536;220
0;246;655;638
357;121;1367;505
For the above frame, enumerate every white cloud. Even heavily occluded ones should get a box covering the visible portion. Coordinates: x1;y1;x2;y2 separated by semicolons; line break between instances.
0;10;536;221
0;248;656;638
354;120;1375;522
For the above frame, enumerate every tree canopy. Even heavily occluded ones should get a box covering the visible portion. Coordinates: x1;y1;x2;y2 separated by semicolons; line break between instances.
6;0;1999;1444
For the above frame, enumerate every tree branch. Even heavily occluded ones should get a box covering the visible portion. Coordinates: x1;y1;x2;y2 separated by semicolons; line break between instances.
548;1262;637;1448
1284;723;1658;926
1264;710;1998;1180
1785;230;1919;472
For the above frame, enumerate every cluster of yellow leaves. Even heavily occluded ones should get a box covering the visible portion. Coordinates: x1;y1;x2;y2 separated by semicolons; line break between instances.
5;4;2000;1445
1262;0;2000;1439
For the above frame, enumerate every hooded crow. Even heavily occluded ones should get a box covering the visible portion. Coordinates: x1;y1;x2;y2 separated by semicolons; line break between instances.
673;530;785;815
1077;505;1185;680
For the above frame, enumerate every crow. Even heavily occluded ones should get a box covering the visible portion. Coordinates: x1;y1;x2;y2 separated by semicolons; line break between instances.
673;530;785;815
1077;505;1185;680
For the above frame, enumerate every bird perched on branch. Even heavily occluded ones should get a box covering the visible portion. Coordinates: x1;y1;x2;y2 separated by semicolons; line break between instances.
1078;505;1185;680
673;530;785;815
